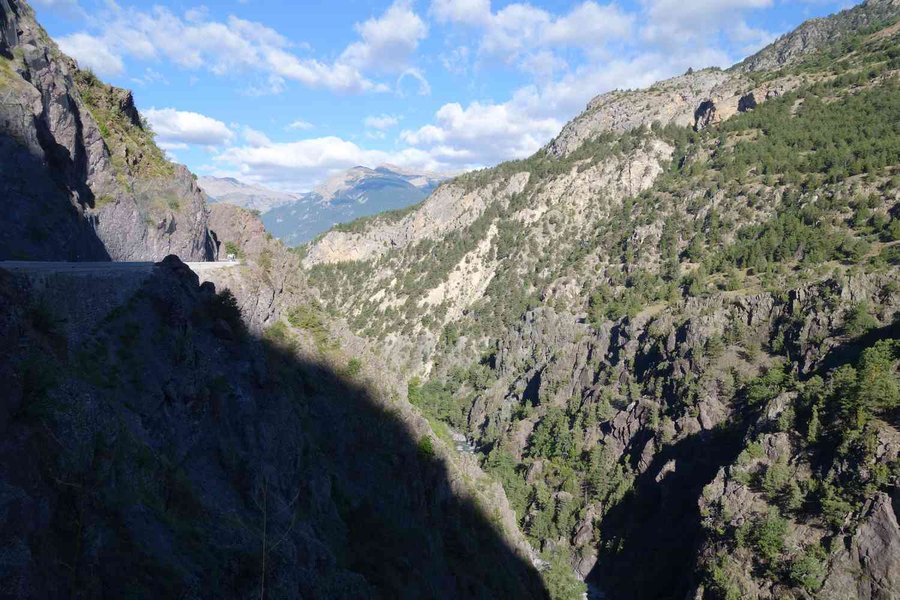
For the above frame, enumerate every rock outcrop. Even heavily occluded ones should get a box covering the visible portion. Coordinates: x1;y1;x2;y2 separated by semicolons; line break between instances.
738;0;900;72
545;68;747;157
693;100;718;130
0;0;216;261
819;493;900;600
303;173;530;266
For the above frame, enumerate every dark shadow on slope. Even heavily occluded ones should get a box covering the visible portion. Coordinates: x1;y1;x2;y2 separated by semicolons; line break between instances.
0;259;547;599
814;320;900;376
587;416;755;600
0;105;110;261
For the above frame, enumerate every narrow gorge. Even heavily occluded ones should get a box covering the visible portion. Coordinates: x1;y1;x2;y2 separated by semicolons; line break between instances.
1;0;899;599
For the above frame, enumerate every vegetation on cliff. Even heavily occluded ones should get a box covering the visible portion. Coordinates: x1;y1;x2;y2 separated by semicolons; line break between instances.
304;9;900;598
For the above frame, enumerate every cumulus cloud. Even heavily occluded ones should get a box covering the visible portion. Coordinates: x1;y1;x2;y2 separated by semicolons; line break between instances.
340;1;428;73
401;100;562;166
641;0;774;46
57;2;427;93
214;136;439;190
57;33;124;76
431;0;492;25
144;108;234;146
242;127;272;148
430;0;635;71
542;2;636;50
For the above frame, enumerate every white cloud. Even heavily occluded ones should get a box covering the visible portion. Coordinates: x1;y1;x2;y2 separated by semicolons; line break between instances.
729;20;777;55
341;1;428;73
364;114;400;130
397;67;432;95
439;45;471;75
518;49;567;77
401;100;562;166
542;2;635;50
57;33;124;76
430;1;634;75
286;120;314;131
144;108;234;146
242;127;272;147
57;2;428;94
481;4;551;57
430;0;492;25
130;68;168;86
157;141;188;151
641;0;773;46
214;136;440;190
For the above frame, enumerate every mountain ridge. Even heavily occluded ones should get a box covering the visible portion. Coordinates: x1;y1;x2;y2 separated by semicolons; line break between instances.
2;0;899;598
299;2;900;597
258;164;450;245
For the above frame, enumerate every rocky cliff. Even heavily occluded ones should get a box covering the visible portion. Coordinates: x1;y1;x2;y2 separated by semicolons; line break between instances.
0;0;216;261
302;2;900;597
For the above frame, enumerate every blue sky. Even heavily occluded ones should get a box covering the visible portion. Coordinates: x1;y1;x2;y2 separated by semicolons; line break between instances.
33;0;851;191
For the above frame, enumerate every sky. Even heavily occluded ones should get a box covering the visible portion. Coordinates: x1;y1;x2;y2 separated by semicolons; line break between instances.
32;0;853;192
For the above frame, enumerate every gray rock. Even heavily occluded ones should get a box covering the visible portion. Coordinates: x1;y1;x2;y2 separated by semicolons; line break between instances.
0;0;216;262
820;493;900;600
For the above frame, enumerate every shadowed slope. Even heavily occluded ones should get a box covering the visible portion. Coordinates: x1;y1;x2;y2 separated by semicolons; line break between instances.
0;258;547;599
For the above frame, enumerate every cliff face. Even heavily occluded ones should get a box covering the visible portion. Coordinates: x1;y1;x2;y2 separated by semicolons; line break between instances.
302;2;900;597
0;0;216;261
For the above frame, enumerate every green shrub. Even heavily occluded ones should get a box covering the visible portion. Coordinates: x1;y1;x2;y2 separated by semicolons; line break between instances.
417;435;435;458
541;550;587;600
287;304;332;352
745;366;787;406
705;554;742;600
789;545;827;593
263;320;293;349
844;302;879;337
345;358;362;378
737;510;788;566
223;241;244;259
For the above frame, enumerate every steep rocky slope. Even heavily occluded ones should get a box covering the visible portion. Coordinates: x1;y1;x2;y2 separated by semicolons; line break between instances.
302;2;900;597
0;1;556;597
0;0;216;261
0;254;547;598
205;202;549;577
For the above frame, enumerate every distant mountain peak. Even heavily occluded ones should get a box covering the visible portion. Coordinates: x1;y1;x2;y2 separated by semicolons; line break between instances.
198;176;300;213
262;164;450;245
